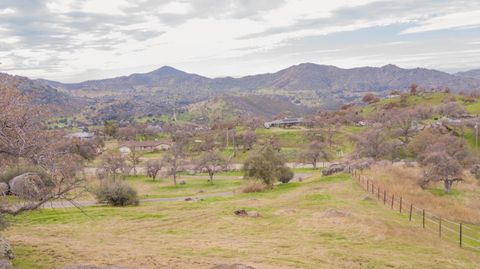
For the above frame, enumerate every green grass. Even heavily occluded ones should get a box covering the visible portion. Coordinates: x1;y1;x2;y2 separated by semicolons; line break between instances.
125;175;244;198
429;188;461;197
466;101;480;115
6;172;480;268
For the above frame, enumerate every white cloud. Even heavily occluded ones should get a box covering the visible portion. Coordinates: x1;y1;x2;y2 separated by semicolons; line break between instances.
0;8;15;14
401;10;480;34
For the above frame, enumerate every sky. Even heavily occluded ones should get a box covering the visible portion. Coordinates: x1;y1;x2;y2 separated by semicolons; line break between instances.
1;0;480;82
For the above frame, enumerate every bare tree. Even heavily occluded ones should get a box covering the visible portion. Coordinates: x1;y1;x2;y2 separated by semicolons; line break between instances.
420;150;463;193
299;140;330;169
354;128;395;160
126;149;141;175
196;151;228;183
146;160;163;181
242;130;257;152
163;142;185;186
99;151;127;180
0;84;86;226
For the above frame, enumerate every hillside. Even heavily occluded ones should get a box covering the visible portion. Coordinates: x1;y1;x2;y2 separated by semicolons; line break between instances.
0;73;90;114
187;95;311;122
5;63;480;121
456;69;480;80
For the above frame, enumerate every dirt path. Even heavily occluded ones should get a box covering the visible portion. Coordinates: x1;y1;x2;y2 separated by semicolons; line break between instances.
43;173;312;209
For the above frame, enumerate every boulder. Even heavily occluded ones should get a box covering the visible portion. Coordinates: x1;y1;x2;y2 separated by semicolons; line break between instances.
0;183;8;196
234;209;260;218
360;194;372;201
321;208;351;218
0;237;14;269
9;173;48;199
322;164;346;176
0;260;13;269
178;180;186;185
247;211;260;218
234;209;248;216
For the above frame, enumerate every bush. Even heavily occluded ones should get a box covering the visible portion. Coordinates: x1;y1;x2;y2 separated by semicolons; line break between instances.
93;180;139;206
243;145;290;186
278;166;294;183
242;181;268;193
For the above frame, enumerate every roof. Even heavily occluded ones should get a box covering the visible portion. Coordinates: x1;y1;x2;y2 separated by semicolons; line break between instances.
120;140;171;148
266;118;304;125
66;132;95;138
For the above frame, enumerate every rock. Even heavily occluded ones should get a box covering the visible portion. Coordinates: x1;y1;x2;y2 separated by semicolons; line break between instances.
0;259;13;269
0;183;8;196
212;264;255;269
197;189;205;193
9;173;48;199
178;180;186;185
234;209;260;217
184;197;193;201
321;208;351;218
234;209;248;216
0;237;14;260
247;211;260;218
322;164;345;176
360;194;372;201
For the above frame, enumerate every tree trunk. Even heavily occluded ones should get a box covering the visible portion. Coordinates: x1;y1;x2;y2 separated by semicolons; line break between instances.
444;179;452;194
173;172;177;186
209;172;214;184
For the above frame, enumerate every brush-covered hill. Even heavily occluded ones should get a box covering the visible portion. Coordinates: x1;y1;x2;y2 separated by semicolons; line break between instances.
0;73;90;115
187;95;312;123
456;69;480;80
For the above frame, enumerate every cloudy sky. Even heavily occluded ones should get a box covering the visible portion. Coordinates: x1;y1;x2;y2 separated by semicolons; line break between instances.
1;0;480;82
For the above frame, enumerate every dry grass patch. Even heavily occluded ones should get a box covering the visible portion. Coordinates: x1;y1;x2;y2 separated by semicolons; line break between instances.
362;164;480;224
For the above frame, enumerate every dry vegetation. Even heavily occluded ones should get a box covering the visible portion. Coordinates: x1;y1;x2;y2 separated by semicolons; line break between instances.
5;174;480;269
362;164;480;224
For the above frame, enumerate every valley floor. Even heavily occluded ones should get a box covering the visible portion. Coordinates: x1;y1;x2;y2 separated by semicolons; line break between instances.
6;173;480;269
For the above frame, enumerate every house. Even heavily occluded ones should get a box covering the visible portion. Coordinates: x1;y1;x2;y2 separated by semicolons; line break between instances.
119;140;171;154
65;132;95;141
264;118;304;129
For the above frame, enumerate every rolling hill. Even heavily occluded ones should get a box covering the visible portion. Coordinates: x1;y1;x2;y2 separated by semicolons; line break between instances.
3;63;480;120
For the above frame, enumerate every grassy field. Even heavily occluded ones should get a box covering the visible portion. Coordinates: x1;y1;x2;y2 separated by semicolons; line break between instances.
5;173;480;269
125;175;245;199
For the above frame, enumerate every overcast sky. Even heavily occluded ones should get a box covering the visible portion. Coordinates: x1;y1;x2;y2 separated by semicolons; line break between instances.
1;0;480;82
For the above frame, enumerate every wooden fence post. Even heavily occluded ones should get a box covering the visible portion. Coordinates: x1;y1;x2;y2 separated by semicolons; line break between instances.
439;217;442;238
391;194;394;209
422;210;425;228
459;223;463;248
409;204;413;221
399;197;402;213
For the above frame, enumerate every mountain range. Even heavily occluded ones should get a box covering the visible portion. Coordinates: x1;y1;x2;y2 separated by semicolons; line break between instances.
2;63;480;121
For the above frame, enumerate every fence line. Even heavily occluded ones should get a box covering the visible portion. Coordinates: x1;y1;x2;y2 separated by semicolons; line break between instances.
350;170;480;251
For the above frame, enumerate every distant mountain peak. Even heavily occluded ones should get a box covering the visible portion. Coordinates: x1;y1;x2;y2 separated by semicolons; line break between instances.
149;65;185;75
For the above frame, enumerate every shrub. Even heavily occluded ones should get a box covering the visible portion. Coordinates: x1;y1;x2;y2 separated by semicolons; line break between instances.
242;181;268;193
278;166;294;183
243;145;291;186
93;180;139;206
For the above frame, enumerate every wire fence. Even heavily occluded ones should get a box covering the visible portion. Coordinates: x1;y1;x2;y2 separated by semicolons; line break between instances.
350;170;480;252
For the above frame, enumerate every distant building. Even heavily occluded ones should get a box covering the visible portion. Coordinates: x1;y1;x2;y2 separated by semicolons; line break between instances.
119;140;171;154
264;118;304;129
66;132;95;141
